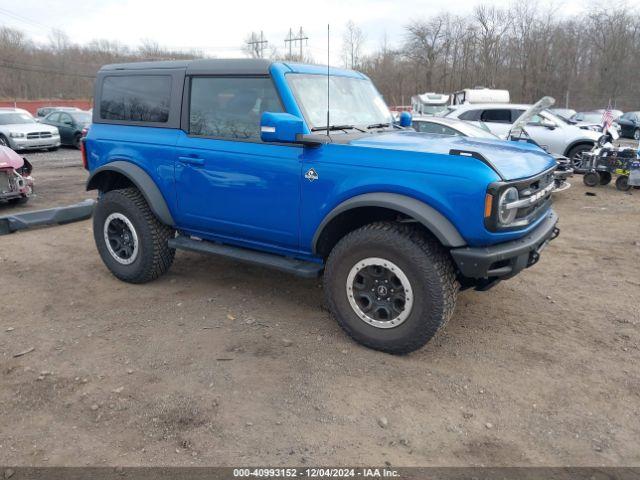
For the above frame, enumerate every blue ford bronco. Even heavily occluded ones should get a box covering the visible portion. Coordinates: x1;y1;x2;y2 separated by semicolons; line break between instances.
84;59;559;354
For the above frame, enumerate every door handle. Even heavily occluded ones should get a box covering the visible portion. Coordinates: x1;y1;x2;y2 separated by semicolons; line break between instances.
178;156;205;167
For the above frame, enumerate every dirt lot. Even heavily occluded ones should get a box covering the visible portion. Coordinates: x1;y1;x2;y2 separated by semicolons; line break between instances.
0;147;639;467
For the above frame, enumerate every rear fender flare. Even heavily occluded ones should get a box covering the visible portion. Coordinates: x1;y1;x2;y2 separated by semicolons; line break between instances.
86;161;174;226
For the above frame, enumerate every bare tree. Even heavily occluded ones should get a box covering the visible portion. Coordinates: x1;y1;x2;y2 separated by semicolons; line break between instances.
342;20;366;69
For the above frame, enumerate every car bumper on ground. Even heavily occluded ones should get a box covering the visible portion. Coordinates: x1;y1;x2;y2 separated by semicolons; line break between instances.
10;136;60;150
450;211;559;281
0;199;95;235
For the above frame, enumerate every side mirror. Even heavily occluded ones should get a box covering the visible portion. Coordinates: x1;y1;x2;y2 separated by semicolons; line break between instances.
260;112;305;143
399;111;412;128
541;119;556;129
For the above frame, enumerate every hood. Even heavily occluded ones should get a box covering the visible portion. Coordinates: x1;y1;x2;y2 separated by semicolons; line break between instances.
0;145;25;169
348;131;557;181
508;96;555;138
0;123;59;135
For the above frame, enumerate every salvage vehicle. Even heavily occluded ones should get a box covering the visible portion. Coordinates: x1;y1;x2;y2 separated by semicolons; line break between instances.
0;108;61;151
617;111;640;140
445;103;602;171
0;146;33;205
36;106;82;119
40;110;91;148
84;59;560;354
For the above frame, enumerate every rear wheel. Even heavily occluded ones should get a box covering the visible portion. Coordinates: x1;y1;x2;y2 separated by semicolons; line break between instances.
616;175;631;191
73;133;82;149
568;144;593;171
93;188;175;283
583;172;600;187
599;172;612;185
324;222;458;354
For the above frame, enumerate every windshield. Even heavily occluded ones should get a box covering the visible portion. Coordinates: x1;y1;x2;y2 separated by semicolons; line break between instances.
0;113;35;125
572;112;601;123
287;74;393;130
70;112;92;123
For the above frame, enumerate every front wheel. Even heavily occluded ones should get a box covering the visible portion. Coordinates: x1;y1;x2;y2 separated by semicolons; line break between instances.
634;129;640;141
93;188;175;283
324;222;458;354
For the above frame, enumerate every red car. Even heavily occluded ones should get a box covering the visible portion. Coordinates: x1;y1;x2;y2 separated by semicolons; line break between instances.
0;146;34;205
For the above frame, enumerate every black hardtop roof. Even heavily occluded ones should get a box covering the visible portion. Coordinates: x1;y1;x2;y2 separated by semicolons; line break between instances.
99;58;273;75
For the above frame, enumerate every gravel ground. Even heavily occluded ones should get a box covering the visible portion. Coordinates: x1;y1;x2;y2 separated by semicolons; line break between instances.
0;146;639;467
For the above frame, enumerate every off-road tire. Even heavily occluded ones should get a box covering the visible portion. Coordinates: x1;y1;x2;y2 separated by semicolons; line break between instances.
616;175;631;192
324;222;458;354
93;188;175;283
568;144;593;171
583;172;600;187
599;172;612;185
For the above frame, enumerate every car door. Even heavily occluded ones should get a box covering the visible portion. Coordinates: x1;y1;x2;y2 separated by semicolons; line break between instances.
175;75;302;251
477;108;513;137
515;111;566;155
57;113;75;144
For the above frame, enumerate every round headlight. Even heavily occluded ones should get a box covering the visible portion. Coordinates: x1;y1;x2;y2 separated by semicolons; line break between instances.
498;187;519;225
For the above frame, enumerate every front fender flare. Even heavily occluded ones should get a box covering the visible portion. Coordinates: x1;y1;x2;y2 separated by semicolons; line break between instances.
312;192;466;253
86;161;175;226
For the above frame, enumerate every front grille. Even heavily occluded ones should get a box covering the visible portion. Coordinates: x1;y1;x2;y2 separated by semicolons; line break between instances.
512;170;555;225
486;166;556;231
26;131;53;139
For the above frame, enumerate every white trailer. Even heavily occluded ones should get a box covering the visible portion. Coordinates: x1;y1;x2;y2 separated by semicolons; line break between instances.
451;88;510;105
411;93;450;116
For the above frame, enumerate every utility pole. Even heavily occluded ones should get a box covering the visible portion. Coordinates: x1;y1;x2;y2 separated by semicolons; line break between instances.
284;27;308;61
247;31;268;58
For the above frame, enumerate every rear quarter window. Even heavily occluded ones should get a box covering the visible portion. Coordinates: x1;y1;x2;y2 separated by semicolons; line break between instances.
100;75;172;123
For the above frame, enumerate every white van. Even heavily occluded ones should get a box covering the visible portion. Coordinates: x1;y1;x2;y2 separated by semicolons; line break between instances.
451;88;510;105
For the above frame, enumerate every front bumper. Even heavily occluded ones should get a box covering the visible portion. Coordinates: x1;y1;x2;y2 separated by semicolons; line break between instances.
450;211;559;280
11;136;60;150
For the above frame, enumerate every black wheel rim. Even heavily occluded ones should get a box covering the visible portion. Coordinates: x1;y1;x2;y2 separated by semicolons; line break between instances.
103;213;138;264
346;258;413;329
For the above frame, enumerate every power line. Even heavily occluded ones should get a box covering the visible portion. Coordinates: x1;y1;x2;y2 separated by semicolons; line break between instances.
284;27;308;60
0;60;95;78
0;6;53;31
246;31;268;58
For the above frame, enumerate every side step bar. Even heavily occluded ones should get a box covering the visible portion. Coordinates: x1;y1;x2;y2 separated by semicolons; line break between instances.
168;235;323;278
0;199;95;236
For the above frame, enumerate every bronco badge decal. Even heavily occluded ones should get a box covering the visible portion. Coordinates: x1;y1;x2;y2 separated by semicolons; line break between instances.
304;168;319;182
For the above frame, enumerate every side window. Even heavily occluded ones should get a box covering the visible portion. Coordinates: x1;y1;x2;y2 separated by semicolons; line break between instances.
48;112;60;122
480;109;512;124
60;113;72;125
189;77;284;140
458;110;482;121
100;75;172;123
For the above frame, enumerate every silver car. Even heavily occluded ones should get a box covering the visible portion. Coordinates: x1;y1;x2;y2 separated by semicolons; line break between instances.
445;103;602;170
0;108;61;151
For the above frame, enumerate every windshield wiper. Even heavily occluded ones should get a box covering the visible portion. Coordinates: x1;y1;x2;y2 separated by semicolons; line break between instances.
311;124;365;133
366;122;392;129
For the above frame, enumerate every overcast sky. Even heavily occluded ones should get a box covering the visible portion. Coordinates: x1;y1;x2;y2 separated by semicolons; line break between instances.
0;0;589;64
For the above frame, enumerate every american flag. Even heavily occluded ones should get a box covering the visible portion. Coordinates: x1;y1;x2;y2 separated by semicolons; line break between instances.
601;104;614;130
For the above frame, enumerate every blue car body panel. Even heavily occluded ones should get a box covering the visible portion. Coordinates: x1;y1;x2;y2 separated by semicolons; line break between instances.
86;61;557;263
